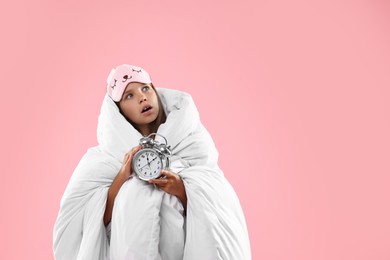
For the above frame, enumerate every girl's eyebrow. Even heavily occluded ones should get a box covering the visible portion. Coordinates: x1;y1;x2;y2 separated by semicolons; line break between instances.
123;89;133;95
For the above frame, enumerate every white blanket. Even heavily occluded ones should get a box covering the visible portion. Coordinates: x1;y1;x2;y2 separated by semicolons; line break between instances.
53;88;251;260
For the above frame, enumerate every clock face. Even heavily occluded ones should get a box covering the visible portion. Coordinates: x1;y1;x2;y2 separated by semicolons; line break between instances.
132;148;163;180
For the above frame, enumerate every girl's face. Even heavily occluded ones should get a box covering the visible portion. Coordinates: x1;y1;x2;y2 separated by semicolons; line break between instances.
118;82;160;132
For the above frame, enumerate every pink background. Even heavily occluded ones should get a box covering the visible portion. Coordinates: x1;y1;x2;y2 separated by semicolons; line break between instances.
0;0;389;259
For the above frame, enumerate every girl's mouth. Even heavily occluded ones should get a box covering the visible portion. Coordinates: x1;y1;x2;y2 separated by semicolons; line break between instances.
141;106;152;113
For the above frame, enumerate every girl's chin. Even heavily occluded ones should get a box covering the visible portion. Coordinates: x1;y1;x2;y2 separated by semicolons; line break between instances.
137;114;158;125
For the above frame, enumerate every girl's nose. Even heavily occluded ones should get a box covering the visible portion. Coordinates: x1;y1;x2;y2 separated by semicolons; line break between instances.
139;94;147;103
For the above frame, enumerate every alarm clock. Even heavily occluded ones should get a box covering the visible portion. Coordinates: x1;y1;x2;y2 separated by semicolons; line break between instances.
132;133;172;181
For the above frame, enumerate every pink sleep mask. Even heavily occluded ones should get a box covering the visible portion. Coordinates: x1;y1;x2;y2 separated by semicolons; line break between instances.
106;64;152;102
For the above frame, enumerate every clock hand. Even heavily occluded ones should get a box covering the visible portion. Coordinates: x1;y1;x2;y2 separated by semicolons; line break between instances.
149;157;158;164
146;154;151;167
139;157;158;170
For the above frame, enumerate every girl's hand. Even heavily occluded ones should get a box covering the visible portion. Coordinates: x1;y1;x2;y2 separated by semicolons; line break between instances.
148;170;187;209
118;145;142;180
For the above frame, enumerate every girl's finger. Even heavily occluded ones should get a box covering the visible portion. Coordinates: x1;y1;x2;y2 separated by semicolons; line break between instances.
160;170;174;178
129;145;142;155
125;155;132;164
148;178;168;185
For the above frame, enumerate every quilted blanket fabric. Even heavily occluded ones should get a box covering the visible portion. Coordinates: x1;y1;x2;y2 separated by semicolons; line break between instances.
53;88;251;260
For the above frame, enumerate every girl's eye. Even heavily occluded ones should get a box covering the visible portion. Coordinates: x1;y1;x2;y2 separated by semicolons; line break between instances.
126;94;133;99
142;86;150;92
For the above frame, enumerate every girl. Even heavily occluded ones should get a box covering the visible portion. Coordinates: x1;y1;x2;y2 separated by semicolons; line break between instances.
53;64;251;260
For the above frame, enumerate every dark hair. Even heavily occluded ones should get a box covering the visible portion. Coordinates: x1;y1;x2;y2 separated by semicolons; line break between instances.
115;83;166;137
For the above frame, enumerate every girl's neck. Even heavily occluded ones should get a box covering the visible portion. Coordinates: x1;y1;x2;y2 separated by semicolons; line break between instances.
137;124;154;137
